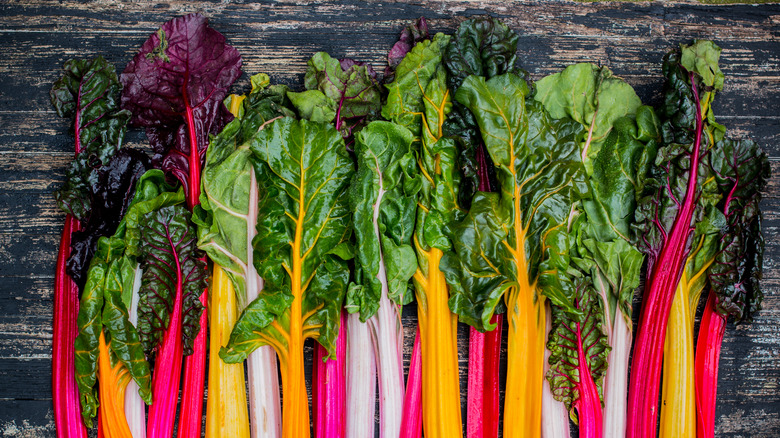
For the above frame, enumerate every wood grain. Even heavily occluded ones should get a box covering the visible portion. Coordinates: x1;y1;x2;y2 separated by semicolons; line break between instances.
0;1;778;436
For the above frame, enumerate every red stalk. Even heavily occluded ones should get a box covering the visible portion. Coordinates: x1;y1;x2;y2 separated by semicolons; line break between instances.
575;319;603;438
695;293;726;438
147;234;185;438
467;144;502;438
313;310;347;438
177;93;209;438
400;327;423;438
627;76;704;438
53;214;87;438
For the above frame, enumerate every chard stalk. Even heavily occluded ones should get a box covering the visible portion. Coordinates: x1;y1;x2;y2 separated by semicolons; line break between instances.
695;293;726;438
313;311;347;438
400;328;423;438
53;215;88;438
542;304;570;438
627;73;704;438
124;265;146;438
97;331;132;438
346;313;377;438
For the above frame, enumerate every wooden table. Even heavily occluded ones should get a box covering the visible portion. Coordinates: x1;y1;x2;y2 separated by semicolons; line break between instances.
0;1;777;436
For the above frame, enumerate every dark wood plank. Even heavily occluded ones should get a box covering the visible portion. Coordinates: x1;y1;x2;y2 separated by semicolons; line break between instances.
0;0;778;436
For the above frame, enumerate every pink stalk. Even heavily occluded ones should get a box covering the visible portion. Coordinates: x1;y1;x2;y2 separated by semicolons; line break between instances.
468;144;502;438
627;75;704;438
575;321;603;438
53;215;88;438
314;310;347;438
400;328;422;438
146;267;184;438
346;313;377;438
177;91;208;438
695;293;726;438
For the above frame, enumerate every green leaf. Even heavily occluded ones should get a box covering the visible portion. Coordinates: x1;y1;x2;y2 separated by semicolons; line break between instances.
535;63;643;163
443;73;587;328
221;118;353;362
289;52;381;137
51;57;131;219
348;121;420;320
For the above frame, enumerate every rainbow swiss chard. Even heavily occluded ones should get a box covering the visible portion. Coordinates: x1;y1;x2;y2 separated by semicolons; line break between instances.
219;117;353;438
120;14;242;437
51;56;149;438
442;17;519;437
696;136;769;438
442;72;586;438
383;31;466;438
347;120;421;437
627;40;726;438
196;74;295;438
535;63;660;438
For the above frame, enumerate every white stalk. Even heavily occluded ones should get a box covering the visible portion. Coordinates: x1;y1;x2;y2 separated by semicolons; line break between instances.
542;302;570;438
603;310;631;438
245;168;282;438
125;264;146;438
346;313;377;438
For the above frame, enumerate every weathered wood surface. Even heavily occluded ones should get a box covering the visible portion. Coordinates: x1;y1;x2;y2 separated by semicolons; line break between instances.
0;0;778;436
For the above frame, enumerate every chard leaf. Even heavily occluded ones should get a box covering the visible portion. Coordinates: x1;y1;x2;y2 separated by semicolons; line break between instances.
707;138;770;322
382;33;452;139
535;63;643;163
221;118;352;362
137;205;207;356
288;52;381;139
73;169;181;426
66;149;151;288
443;16;518;208
51;57;132;220
385;17;429;80
546;280;610;418
120;13;242;195
196;73;295;307
348;121;420;319
442;73;587;329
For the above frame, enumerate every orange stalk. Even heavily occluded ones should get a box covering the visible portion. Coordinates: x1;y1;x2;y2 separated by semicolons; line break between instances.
97;331;132;438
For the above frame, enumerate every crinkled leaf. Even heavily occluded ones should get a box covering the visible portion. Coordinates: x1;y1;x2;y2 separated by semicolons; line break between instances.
120;13;242;194
443;73;587;329
546;281;610;416
707;138;770;322
443;16;518;208
51;57;132;220
66;149;151;288
137;205;207;356
220;118;352;362
347;121;420;319
288;52;380;139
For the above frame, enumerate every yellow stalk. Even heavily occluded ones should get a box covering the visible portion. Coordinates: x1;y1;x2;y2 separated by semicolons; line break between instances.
97;331;132;438
660;236;713;438
415;247;462;438
206;265;250;438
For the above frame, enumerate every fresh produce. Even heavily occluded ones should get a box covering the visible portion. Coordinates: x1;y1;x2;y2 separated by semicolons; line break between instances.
383;30;465;438
49;13;770;438
347;120;420;437
627;40;727;438
219;116;353;438
197;75;293;438
120;13;242;438
442;18;518;437
443;72;586;438
535;63;660;437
